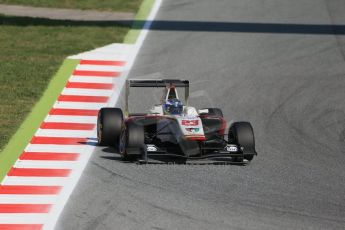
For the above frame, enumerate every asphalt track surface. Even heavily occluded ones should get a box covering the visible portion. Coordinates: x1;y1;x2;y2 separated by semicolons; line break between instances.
56;0;345;229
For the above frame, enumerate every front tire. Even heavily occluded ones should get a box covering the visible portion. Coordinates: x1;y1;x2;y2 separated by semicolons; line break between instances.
97;108;123;146
228;122;256;161
119;122;145;161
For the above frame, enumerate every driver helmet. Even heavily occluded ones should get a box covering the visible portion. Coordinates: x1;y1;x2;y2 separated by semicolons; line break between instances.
163;98;183;115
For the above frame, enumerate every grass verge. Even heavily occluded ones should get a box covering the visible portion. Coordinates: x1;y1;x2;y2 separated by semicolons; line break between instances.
0;0;155;181
0;16;129;175
0;59;78;179
124;0;155;44
0;0;143;12
0;15;129;152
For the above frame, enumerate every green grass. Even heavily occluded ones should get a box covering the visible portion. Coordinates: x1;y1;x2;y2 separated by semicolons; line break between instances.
124;0;154;44
0;15;129;152
0;59;79;179
0;0;143;12
0;0;155;181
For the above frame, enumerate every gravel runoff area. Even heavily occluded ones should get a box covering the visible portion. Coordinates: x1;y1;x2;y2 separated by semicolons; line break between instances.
0;4;134;21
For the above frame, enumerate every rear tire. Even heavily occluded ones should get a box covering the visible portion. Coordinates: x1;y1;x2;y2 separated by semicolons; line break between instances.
97;108;123;146
228;122;256;161
119;121;144;161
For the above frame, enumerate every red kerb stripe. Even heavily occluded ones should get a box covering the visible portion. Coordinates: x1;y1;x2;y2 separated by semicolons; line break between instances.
49;108;98;116
0;204;52;213
66;82;113;90
0;186;61;194
73;70;120;77
80;60;126;66
20;152;79;161
40;122;95;130
30;137;87;145
8;168;71;177
0;224;43;230
58;95;108;103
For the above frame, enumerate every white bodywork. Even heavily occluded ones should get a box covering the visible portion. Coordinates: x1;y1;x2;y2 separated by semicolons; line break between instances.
150;105;205;143
148;85;206;143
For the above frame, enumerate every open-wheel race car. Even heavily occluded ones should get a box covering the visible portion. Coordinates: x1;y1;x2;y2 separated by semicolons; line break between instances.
97;79;257;163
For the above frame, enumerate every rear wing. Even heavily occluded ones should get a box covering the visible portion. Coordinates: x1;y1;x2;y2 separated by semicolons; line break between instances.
125;79;190;116
128;79;189;87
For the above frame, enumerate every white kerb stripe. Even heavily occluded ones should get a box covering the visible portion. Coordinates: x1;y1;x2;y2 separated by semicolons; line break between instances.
3;177;70;186
62;88;113;97
53;101;107;110
35;129;95;138
70;76;115;83
14;160;77;169
25;144;93;153
0;195;58;204
45;115;97;124
0;214;48;224
75;64;124;72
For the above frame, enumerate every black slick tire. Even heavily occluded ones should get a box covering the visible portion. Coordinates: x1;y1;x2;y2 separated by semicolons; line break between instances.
97;108;123;146
119;121;144;161
228;122;256;161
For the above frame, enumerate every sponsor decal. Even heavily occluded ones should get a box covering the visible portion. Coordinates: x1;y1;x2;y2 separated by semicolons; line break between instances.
226;145;238;152
186;128;200;133
182;119;199;126
147;145;158;152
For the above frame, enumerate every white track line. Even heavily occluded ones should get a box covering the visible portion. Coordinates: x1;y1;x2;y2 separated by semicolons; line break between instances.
14;161;77;169
61;88;113;97
53;102;106;110
35;129;95;138
0;195;58;204
3;177;69;186
69;44;135;61
44;115;97;124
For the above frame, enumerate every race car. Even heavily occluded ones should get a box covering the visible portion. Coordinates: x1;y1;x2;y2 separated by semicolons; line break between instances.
97;79;257;163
